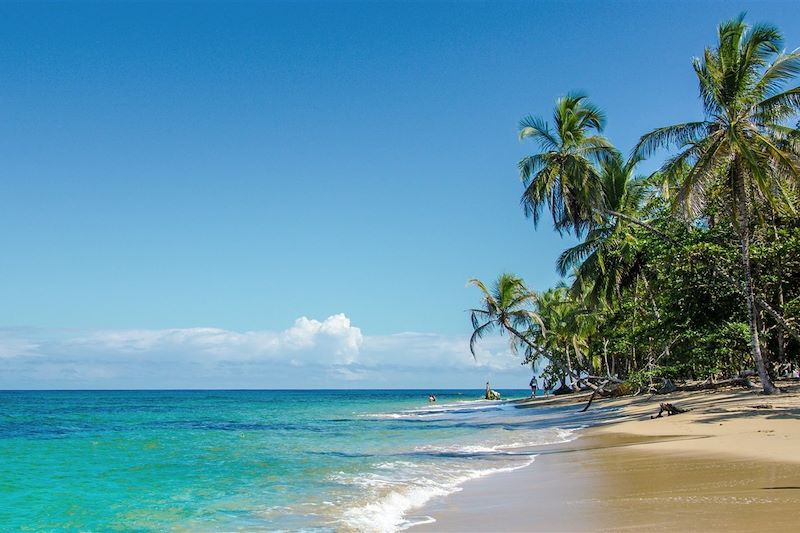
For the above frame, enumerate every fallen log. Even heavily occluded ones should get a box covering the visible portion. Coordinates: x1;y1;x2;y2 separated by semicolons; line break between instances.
578;379;628;412
579;381;609;412
578;374;755;413
654;378;676;395
654;377;753;393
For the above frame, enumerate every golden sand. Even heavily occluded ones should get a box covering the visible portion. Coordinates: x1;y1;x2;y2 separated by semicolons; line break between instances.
412;382;800;532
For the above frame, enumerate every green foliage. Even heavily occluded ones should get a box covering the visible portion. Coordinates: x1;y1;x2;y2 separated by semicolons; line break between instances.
469;15;800;391
624;369;660;390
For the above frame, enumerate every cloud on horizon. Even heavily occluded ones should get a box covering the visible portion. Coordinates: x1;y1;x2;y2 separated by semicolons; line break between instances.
0;314;531;389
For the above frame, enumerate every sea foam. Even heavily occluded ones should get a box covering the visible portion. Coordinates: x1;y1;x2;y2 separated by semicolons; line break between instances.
331;400;580;533
336;457;537;533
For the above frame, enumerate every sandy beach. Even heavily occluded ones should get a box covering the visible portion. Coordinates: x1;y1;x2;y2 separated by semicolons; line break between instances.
411;381;800;532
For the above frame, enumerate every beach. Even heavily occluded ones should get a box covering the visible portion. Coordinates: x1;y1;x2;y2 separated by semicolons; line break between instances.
412;382;800;532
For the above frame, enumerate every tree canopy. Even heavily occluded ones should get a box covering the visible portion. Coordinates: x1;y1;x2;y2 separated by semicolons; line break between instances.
469;15;800;396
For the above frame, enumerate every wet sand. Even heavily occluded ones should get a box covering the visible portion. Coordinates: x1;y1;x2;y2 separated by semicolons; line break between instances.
411;383;800;532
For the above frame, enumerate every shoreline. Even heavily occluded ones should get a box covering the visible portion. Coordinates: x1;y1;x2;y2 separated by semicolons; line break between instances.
409;382;800;532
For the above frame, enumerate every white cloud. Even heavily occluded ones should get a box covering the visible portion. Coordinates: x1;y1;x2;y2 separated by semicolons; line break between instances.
0;315;531;389
63;313;363;364
0;329;40;358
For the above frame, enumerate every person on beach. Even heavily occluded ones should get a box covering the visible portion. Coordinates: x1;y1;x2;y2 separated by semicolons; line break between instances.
529;376;538;398
428;394;436;402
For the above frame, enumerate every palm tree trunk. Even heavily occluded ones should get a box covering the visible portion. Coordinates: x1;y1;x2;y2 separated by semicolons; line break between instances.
632;281;638;371
733;170;776;395
505;324;539;355
777;284;786;362
772;220;786;363
564;344;579;391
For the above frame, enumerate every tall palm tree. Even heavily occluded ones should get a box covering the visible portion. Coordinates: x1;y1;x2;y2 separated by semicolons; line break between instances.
468;274;543;361
634;15;800;394
519;93;617;236
557;153;649;307
518;92;800;345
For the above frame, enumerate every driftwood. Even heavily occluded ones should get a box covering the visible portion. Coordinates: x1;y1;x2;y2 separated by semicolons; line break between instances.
579;377;625;412
653;376;754;394
578;371;763;414
654;378;677;394
651;402;688;418
579;386;604;412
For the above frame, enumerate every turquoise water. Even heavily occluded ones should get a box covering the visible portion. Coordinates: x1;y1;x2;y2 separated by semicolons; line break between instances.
0;390;584;531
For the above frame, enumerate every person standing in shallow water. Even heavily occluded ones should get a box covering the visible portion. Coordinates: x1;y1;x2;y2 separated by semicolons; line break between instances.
484;382;501;400
529;376;538;398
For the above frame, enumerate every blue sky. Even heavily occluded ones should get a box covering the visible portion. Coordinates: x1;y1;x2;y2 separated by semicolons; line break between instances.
1;1;799;389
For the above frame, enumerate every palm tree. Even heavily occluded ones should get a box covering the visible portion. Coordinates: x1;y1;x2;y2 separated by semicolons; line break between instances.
557;153;649;307
634;15;800;394
518;91;800;345
518;93;617;236
468;274;543;361
534;285;589;391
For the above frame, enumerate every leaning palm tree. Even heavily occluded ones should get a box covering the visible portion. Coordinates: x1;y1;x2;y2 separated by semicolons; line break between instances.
468;274;544;361
519;93;617;236
634;15;800;394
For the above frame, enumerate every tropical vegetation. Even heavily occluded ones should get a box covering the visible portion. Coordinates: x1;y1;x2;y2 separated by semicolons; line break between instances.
469;15;800;396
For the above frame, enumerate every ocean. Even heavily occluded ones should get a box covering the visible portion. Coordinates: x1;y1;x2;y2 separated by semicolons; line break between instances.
0;390;592;531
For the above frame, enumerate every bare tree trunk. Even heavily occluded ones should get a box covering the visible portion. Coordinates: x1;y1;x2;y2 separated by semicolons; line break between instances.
734;170;776;395
641;275;660;321
642;275;671;362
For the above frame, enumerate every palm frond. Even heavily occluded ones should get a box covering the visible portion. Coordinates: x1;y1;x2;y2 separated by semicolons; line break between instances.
518;115;560;151
556;230;608;276
633;122;711;159
469;321;496;359
673;135;728;218
752;51;800;100
754;86;800;121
